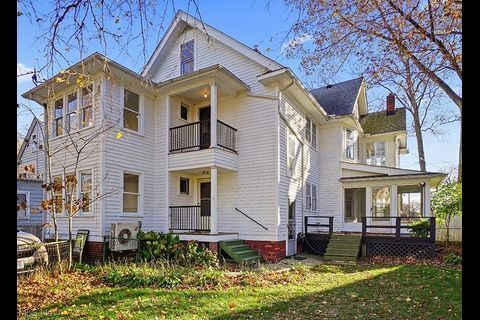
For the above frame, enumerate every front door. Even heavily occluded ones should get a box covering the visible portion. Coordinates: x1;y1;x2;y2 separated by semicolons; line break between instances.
200;182;211;217
199;107;211;149
287;199;297;256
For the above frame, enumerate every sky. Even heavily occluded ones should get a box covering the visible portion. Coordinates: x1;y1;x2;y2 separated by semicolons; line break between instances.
17;0;460;173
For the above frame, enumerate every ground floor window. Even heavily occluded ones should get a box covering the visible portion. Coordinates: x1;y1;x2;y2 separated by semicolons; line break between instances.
344;188;366;222
397;185;423;217
371;186;391;218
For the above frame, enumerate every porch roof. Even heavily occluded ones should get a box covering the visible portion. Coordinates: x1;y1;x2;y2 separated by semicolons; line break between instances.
339;171;446;185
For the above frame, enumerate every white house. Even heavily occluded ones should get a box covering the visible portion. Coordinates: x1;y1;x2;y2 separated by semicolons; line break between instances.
17;117;46;239
22;11;445;262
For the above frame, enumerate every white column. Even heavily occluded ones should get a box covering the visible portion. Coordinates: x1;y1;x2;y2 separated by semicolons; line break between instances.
210;166;218;234
390;185;398;235
365;186;372;228
165;95;171;232
210;82;217;148
424;181;431;217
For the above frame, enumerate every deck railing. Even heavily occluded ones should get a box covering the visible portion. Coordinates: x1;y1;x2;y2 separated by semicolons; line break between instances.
304;216;334;234
169;206;210;231
361;216;436;242
169;120;237;152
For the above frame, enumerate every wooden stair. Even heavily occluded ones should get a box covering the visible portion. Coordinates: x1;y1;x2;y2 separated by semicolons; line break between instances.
219;240;262;265
323;233;362;263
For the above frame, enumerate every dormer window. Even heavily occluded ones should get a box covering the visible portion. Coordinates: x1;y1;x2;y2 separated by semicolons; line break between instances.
180;40;194;75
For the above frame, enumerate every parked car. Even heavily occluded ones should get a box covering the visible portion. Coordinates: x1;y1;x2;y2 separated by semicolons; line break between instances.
17;229;48;270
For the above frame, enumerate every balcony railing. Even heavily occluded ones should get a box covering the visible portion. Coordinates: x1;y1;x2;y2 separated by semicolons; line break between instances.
169;120;237;152
169;206;210;231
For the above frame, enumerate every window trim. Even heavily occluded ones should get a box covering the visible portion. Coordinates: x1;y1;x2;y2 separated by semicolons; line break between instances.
122;171;143;216
180;39;195;76
344;128;356;160
80;85;94;129
305;116;317;149
122;87;143;135
66;90;79;133
79;169;93;215
287;133;298;178
17;191;31;220
179;177;190;195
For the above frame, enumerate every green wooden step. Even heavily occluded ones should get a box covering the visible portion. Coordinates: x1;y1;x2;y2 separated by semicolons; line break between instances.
323;234;362;263
324;255;358;262
219;240;262;265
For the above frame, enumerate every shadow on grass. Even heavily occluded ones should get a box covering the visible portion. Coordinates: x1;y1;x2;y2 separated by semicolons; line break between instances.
29;264;461;320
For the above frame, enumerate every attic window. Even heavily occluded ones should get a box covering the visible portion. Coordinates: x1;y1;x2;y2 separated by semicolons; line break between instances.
180;40;194;75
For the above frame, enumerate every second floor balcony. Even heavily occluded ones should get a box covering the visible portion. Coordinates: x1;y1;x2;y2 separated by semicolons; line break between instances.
169;119;237;153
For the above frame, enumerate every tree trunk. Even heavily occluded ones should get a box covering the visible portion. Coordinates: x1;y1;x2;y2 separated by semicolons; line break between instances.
458;117;462;182
445;217;450;250
412;111;427;172
68;214;73;269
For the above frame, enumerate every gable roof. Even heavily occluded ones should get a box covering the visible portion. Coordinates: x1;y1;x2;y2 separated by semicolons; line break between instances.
18;117;43;159
309;77;363;116
359;107;407;135
141;10;283;77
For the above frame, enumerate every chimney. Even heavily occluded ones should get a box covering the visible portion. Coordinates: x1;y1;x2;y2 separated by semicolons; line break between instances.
386;93;395;115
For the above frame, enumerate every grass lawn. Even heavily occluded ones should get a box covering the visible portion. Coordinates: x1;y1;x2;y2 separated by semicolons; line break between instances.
19;264;461;320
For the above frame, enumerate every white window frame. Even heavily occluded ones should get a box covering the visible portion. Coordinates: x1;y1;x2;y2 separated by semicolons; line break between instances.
66;90;79;133
80;85;94;129
312;184;317;211
180;39;195;76
179;177;190;195
305;116;317;149
51;82;96;139
122;171;143;215
366;141;386;166
305;182;317;211
122;87;143;134
17;191;30;219
287;133;298;178
79;169;93;215
345;128;356;160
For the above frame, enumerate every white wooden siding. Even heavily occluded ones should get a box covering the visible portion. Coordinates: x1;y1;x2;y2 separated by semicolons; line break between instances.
18;120;45;180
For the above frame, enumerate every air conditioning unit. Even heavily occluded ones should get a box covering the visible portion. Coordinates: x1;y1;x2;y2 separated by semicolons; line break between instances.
109;222;139;251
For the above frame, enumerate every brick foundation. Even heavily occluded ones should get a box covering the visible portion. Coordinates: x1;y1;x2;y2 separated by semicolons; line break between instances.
244;240;286;262
208;242;219;253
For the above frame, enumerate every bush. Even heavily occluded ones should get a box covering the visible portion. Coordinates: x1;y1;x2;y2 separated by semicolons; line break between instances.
99;263;224;289
407;219;431;238
443;252;462;265
137;231;218;268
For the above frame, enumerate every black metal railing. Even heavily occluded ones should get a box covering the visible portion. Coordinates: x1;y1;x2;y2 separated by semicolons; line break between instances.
169;120;237;152
217;120;237;152
234;208;268;230
169;206;210;231
361;216;436;241
305;216;334;234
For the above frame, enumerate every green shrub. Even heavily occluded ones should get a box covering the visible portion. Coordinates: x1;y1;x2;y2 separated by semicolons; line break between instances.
443;253;462;265
137;231;218;268
407;219;431;238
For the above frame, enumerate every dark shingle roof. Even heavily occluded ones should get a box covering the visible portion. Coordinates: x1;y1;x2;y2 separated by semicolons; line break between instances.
359;107;407;135
309;77;363;115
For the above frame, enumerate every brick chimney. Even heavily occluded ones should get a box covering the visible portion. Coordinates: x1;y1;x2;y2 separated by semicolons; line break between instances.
386;92;396;115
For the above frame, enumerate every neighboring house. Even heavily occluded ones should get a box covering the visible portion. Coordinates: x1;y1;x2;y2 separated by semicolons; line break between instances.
17;117;46;239
21;11;445;262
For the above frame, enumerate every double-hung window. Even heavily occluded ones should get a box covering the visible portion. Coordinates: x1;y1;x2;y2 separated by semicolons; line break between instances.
305;117;317;148
53;98;64;137
123;89;140;132
287;135;297;177
180;40;194;75
179;177;189;195
306;183;317;211
17;191;29;219
66;92;78;132
345;129;355;160
366;141;386;166
81;85;93;128
80;171;93;213
123;173;140;214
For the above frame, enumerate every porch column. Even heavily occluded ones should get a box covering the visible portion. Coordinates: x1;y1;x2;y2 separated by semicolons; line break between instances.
365;186;372;227
424;181;431;217
390;185;398;235
210;82;217;148
210;166;218;234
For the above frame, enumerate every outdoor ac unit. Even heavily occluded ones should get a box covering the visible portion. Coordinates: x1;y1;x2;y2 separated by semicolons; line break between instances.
109;222;139;252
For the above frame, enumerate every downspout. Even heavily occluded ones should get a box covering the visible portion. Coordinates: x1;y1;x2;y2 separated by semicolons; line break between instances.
42;102;48;241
